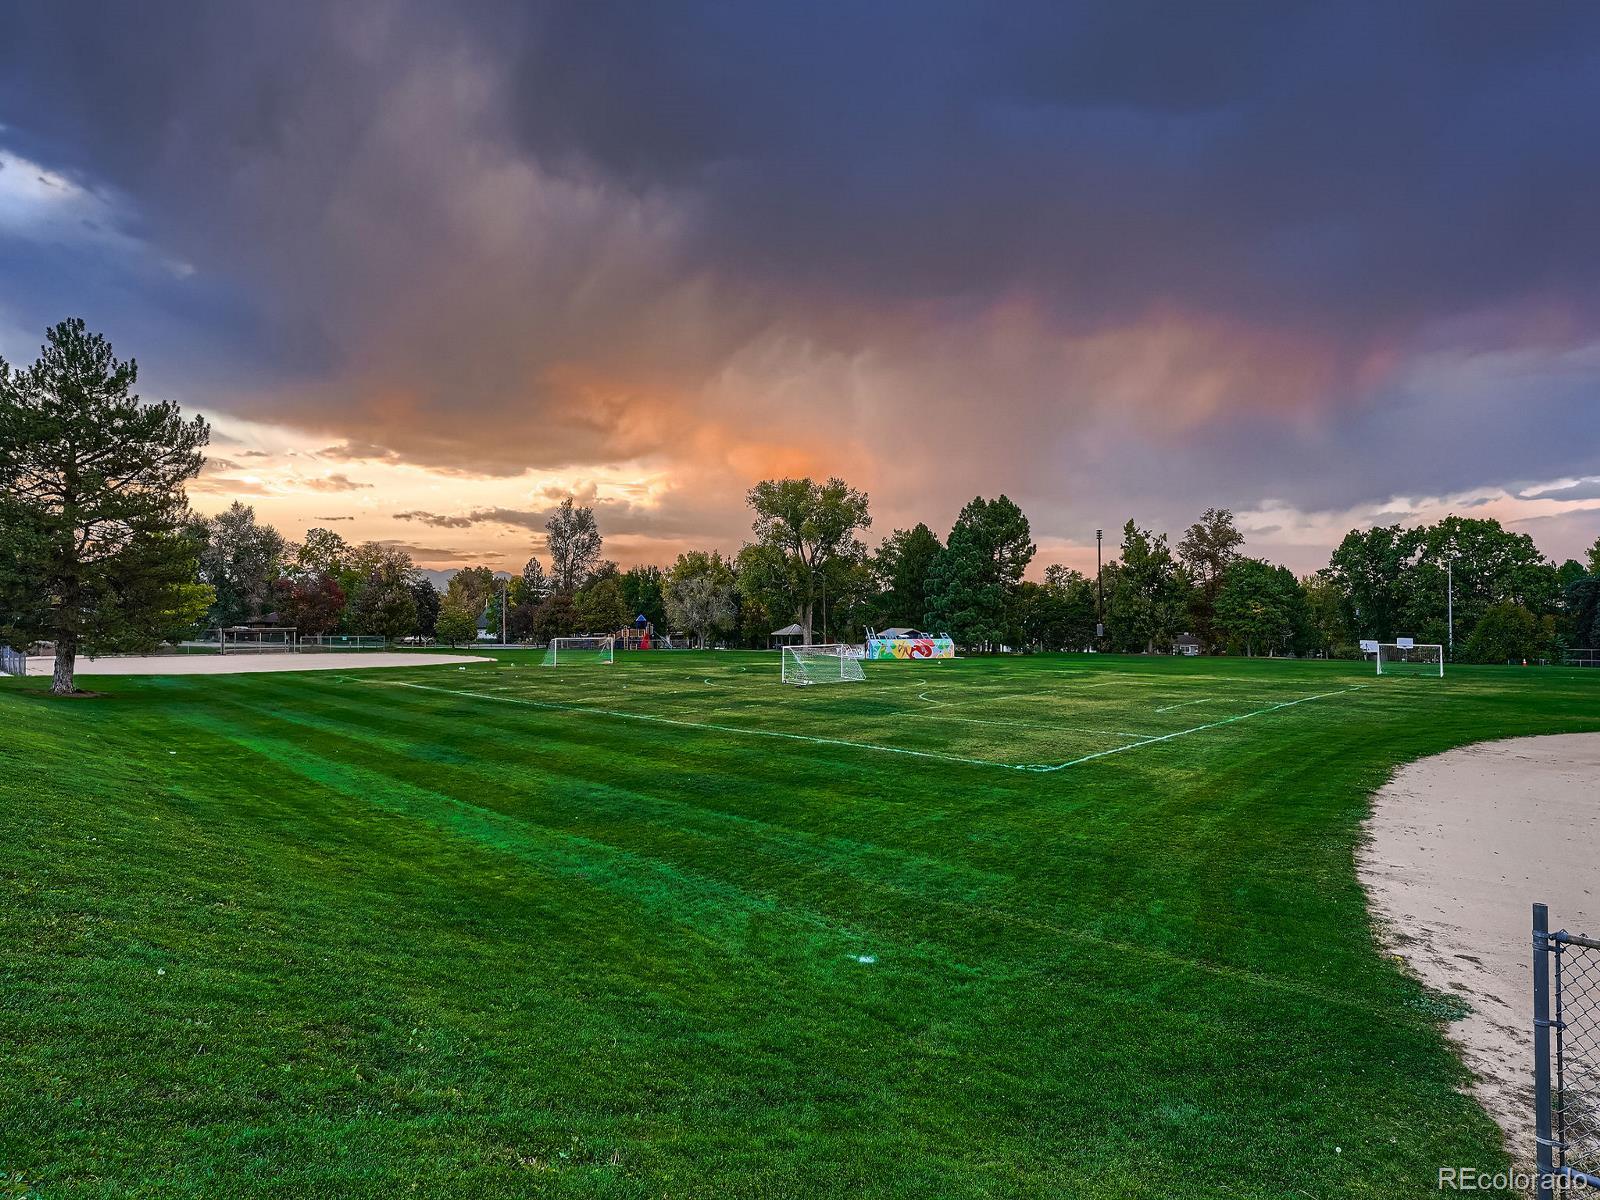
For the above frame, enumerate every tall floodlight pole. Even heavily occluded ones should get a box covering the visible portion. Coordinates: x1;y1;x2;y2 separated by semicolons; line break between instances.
1095;528;1104;639
501;580;508;645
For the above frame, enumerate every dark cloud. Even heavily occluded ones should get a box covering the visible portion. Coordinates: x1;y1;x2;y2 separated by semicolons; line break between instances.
3;1;1600;558
1522;479;1600;503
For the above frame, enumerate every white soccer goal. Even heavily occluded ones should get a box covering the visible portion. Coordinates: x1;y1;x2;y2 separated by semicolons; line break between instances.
218;627;297;654
1375;642;1444;677
542;636;615;666
782;643;866;686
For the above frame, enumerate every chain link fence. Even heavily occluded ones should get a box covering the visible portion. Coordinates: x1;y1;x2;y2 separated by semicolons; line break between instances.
0;646;26;677
1534;903;1600;1197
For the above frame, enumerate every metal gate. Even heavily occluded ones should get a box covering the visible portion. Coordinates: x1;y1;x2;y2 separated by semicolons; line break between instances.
1534;902;1600;1197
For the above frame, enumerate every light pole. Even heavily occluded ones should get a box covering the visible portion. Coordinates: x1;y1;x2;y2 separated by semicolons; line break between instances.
1095;528;1104;642
501;580;508;645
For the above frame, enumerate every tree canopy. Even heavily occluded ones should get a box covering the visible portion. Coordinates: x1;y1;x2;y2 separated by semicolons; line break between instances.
545;498;602;594
0;320;211;694
925;495;1035;648
746;477;871;643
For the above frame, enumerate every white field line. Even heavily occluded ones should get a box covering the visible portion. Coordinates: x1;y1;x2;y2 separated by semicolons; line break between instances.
1028;686;1369;773
1155;698;1215;713
371;680;1028;771
372;677;1366;775
910;692;1155;738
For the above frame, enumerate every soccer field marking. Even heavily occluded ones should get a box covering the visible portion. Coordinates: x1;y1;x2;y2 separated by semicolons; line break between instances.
910;689;1156;738
372;675;1369;775
371;679;1033;771
1027;685;1370;773
1154;698;1215;713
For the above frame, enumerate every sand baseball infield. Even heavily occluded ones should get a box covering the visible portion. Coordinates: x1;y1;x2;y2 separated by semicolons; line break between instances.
1360;733;1600;1166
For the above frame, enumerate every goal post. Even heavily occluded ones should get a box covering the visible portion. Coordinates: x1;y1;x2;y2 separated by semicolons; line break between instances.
542;636;615;666
782;643;866;686
1375;642;1444;677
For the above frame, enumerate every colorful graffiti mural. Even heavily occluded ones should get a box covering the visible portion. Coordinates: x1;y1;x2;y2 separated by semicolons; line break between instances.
866;637;955;660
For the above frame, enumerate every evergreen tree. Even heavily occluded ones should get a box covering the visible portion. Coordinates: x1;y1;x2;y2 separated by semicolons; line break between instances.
871;523;943;627
925;495;1035;648
0;320;210;694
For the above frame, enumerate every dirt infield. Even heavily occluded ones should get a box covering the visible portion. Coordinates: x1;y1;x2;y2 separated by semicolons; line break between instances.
1359;733;1600;1165
24;652;495;676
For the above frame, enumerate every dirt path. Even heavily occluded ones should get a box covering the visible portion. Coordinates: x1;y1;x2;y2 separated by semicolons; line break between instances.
1359;733;1600;1165
26;652;494;675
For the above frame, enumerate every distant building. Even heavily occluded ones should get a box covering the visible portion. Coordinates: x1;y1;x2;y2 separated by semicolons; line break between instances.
1172;634;1202;656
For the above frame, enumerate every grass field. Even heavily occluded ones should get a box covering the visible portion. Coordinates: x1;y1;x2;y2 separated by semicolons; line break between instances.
4;651;1597;1198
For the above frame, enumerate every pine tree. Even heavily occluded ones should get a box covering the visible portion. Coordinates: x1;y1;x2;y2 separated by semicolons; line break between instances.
0;320;210;694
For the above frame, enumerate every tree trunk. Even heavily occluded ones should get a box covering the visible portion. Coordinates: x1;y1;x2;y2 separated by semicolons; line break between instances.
801;601;814;645
52;637;77;696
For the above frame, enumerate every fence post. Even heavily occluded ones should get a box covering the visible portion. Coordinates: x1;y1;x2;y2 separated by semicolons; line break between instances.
1534;902;1555;1200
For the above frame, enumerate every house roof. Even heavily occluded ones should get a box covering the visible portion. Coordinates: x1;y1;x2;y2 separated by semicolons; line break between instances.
771;623;806;636
1173;633;1202;645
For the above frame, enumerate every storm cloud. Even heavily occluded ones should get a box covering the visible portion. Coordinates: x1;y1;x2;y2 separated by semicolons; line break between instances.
2;1;1598;566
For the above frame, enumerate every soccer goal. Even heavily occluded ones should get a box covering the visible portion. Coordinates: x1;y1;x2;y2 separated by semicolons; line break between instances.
782;644;866;686
1375;641;1444;677
218;627;297;654
542;636;615;666
1565;648;1600;668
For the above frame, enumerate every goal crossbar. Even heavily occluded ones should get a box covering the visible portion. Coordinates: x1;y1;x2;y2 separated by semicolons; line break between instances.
542;636;615;666
782;643;866;686
1375;642;1444;677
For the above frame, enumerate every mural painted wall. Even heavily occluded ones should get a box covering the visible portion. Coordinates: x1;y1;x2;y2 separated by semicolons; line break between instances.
866;637;955;660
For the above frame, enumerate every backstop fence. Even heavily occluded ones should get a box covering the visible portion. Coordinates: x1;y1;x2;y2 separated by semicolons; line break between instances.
0;646;25;677
1534;903;1600;1197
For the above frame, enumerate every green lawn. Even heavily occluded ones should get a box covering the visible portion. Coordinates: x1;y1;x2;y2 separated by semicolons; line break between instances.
3;651;1596;1198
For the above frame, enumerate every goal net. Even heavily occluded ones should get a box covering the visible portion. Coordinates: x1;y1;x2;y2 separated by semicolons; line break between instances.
543;636;615;666
1375;642;1443;677
218;627;297;654
782;644;866;686
1565;648;1600;668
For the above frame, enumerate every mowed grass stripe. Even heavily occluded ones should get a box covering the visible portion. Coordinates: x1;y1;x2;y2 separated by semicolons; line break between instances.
5;652;1597;1197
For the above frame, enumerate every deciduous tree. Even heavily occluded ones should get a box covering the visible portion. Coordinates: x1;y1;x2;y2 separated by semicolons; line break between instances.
665;550;737;648
746;477;871;643
545;498;602;593
195;501;287;628
1178;507;1244;651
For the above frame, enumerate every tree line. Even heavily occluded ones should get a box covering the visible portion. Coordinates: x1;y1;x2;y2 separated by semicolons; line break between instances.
5;320;1599;694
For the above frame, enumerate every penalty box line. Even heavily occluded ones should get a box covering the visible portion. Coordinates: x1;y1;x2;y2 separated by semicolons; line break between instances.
369;679;1032;772
1027;685;1370;773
